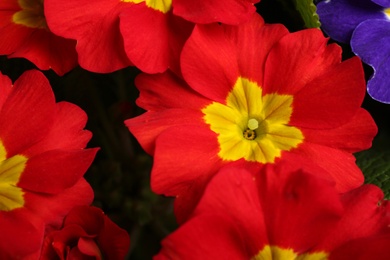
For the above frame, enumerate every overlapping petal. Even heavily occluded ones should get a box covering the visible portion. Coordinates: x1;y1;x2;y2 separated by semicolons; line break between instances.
263;29;342;95
120;3;193;74
0;0;77;75
44;0;194;74
156;164;390;259
44;0;132;73
173;0;259;25
40;206;130;260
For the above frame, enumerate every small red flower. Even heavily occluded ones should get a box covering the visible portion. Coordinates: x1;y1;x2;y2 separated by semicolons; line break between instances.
155;163;390;259
0;70;98;258
125;13;377;222
0;0;78;75
40;206;130;260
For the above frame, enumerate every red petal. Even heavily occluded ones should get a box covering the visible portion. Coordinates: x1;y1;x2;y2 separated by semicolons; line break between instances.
0;70;55;157
173;0;259;25
24;102;92;155
97;211;130;260
292;143;364;192
0;1;19;9
263;29;342;95
193;166;269;254
255;163;343;251
316;185;390;252
0;72;12;110
78;237;102;259
24;179;94;227
0;209;44;259
303;108;377;153
234;19;288;84
44;0;132;73
120;5;192;74
120;3;169;73
0;18;32;55
330;234;390;260
151;125;224;218
42;225;87;259
181;23;240;103
156;214;250;259
18;148;98;194
181;14;288;103
290;56;366;129
64;206;104;236
134;71;210;111
8;29;77;76
125;109;205;155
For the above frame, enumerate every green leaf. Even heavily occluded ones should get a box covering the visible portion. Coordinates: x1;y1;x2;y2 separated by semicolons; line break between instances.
292;0;321;28
355;132;390;199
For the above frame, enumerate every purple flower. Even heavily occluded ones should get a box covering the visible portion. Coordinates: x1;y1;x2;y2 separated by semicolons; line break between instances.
317;0;390;103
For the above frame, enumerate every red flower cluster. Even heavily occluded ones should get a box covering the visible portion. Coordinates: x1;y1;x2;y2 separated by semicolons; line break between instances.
1;0;390;259
0;70;130;259
0;0;260;75
123;9;390;259
42;0;259;74
126;13;378;222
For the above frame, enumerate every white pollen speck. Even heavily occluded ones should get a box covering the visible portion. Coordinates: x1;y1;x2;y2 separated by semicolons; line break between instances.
247;118;259;130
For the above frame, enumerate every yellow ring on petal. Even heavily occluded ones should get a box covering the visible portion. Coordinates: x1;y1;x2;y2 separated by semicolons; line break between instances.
0;141;26;211
252;245;328;260
13;0;47;29
122;0;172;13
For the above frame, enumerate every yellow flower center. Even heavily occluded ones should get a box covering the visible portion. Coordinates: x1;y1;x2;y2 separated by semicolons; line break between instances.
0;140;27;211
12;0;47;29
122;0;172;13
253;245;328;260
385;8;390;19
202;77;304;164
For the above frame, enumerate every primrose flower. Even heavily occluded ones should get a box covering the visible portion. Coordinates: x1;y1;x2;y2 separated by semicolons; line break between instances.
155;164;390;259
40;206;130;260
0;0;78;75
126;13;377;222
0;70;98;258
317;0;390;103
44;0;192;74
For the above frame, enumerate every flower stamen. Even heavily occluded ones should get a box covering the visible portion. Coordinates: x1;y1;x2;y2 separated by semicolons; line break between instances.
247;118;259;130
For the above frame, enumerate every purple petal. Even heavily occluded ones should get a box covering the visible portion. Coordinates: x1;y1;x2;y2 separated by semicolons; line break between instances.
317;0;385;43
351;19;390;103
372;0;390;7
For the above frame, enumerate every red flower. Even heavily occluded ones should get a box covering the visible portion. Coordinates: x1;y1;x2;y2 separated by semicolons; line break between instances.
44;0;192;74
40;206;130;260
0;70;98;258
125;13;377;222
173;0;260;25
155;163;390;259
0;0;78;75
